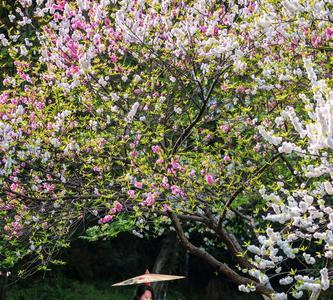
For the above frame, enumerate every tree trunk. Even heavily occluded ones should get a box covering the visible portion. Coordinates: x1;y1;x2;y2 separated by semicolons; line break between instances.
152;232;180;300
0;275;7;300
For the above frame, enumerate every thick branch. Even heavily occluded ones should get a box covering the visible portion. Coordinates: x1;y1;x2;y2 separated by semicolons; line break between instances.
144;205;254;270
168;212;274;297
202;207;254;270
140;208;209;223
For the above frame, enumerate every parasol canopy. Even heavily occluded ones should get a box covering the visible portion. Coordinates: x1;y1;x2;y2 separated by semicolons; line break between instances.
112;270;185;286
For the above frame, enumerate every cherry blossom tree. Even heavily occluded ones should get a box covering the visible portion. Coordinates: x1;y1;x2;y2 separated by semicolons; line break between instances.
1;1;333;299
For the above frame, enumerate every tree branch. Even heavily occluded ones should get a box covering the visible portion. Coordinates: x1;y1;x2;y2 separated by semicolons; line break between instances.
171;62;232;155
168;212;274;296
201;206;254;270
218;153;282;228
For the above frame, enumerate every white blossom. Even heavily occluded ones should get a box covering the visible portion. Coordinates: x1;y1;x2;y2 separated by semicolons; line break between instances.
126;102;140;123
320;268;329;290
279;276;293;285
174;107;182;114
258;126;282;146
272;292;287;300
238;284;255;293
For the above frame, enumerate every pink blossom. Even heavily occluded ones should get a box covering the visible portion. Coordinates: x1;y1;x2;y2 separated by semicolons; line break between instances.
223;155;231;162
29;112;35;122
220;124;230;133
156;158;164;164
199;26;207;33
104;18;111;27
236;86;245;94
98;215;114;224
52;2;65;11
113;201;123;212
72;19;86;30
311;36;321;47
151;145;161;153
141;192;155;206
128;190;135;198
12;221;23;232
171;160;181;170
0;93;9;104
92;166;101;172
135;181;143;189
171;185;185;197
326;28;333;39
146;192;155;206
10;183;19;192
163;204;171;212
161;182;170;189
110;53;117;63
205;174;215;185
43;183;55;193
130;150;138;158
167;168;176;174
2;78;11;86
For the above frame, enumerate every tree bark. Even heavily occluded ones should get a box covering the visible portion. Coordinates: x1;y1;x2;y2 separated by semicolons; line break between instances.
152;232;180;300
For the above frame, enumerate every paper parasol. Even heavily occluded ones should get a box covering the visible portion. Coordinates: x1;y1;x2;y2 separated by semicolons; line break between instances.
112;270;185;286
